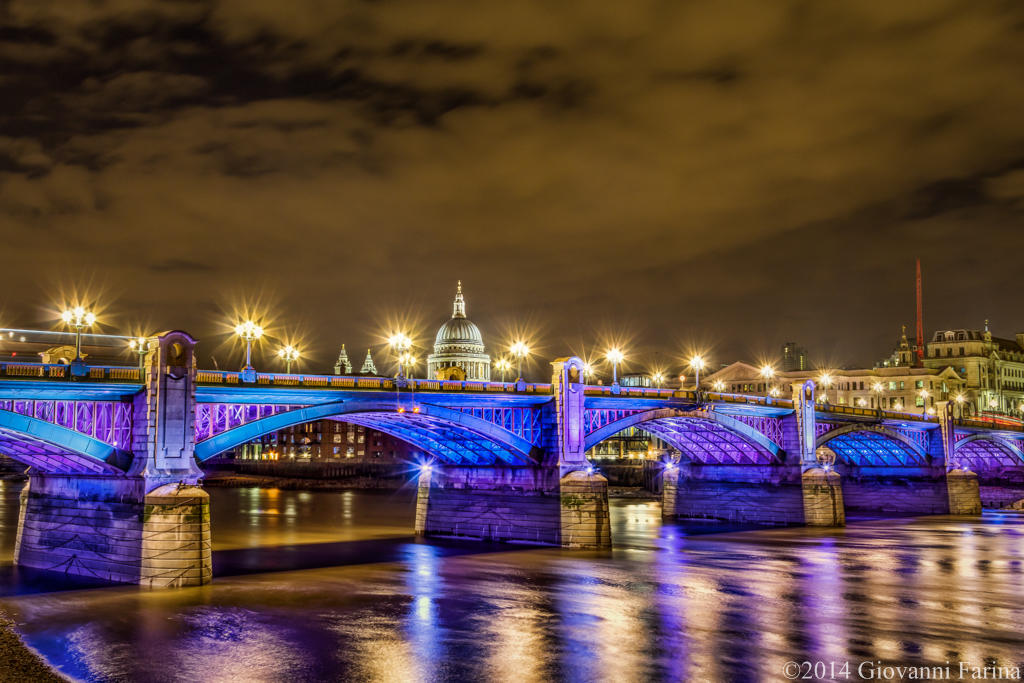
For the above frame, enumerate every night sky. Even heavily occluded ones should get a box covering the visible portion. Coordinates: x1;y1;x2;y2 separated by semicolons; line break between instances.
1;1;1023;376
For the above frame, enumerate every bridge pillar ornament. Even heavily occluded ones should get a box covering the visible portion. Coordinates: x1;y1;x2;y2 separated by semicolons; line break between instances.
14;331;210;587
794;380;844;525
937;400;982;515
550;357;588;468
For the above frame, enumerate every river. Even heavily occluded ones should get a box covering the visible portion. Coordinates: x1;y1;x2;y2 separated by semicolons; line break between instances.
0;480;1022;682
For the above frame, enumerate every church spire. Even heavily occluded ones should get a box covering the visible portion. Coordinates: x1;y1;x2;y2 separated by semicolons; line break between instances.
334;344;352;375
452;280;466;319
360;348;377;375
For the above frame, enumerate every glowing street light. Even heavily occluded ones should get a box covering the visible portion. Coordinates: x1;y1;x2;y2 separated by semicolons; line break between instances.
954;392;967;419
689;355;706;391
61;306;97;362
652;371;665;388
872;382;885;410
388;332;413;379
128;336;151;375
583;362;596;383
277;344;300;373
495;357;512;383
759;364;775;395
817;373;833;403
893;400;904;412
678;374;686;390
399;353;417;379
510;340;530;382
605;348;624;387
919;388;930;415
712;379;726;392
235;320;263;374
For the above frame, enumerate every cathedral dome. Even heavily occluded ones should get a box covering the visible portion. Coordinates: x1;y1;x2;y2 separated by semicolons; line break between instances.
427;281;491;381
435;317;484;347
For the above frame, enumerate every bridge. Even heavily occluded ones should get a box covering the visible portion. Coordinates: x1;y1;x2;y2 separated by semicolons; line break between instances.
1;331;1022;587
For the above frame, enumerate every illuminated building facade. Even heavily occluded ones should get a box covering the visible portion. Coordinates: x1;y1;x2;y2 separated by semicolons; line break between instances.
705;359;966;413
924;325;1024;417
427;281;491;381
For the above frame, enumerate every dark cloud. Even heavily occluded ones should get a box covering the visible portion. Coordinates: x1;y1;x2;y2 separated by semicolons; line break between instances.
0;0;1023;373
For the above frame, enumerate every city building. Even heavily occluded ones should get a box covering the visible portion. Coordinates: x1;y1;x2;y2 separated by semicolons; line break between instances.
923;323;1024;418
781;341;809;372
236;419;417;462
359;348;378;375
704;358;966;414
427;281;491;381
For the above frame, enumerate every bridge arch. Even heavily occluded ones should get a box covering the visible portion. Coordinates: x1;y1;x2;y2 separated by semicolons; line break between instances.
953;434;1024;472
816;424;927;467
584;408;782;465
0;408;133;474
194;399;537;465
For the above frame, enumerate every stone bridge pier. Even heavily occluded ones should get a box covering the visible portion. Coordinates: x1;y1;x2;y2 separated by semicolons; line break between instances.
661;381;844;526
14;332;211;586
414;357;611;549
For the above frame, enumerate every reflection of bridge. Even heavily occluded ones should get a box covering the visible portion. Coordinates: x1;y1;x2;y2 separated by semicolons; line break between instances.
2;331;1022;587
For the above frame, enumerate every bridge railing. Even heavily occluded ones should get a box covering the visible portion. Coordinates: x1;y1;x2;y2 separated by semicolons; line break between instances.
0;362;141;382
193;370;554;394
704;391;795;409
954;417;1024;433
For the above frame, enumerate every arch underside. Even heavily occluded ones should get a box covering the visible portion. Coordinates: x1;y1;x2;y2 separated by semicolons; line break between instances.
333;413;531;465
639;417;777;465
194;400;535;465
0;411;130;475
953;437;1024;473
821;430;926;467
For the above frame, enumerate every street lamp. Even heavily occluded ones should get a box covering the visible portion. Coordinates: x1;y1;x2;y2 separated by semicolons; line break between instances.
872;382;885;410
759;364;775;395
128;336;150;376
954;392;966;419
919;388;930;415
689;355;705;391
606;348;624;388
399;353;417;379
495;357;512;383
277;344;300;373
235;320;263;379
61;306;97;362
388;332;412;379
893;400;904;412
652;371;665;388
818;373;833;404
582;362;596;383
678;374;686;390
510;340;530;382
712;379;726;392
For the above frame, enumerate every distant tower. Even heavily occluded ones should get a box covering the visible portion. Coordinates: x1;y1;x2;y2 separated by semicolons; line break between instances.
360;349;377;375
781;341;808;372
334;344;352;375
897;325;914;366
915;258;924;366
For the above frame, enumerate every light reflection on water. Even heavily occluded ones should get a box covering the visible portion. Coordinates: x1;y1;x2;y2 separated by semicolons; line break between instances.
0;485;1022;681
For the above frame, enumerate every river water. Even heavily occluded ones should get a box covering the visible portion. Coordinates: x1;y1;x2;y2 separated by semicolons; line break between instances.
0;480;1022;682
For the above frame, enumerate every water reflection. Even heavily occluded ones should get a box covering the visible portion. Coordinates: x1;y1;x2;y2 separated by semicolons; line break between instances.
0;486;1021;681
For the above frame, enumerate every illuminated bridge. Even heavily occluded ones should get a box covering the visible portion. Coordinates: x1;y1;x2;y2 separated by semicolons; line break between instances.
1;331;1022;587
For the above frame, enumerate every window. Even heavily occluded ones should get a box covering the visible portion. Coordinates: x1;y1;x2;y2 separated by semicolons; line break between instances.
915;380;923;389
900;381;905;389
889;381;897;391
333;434;342;443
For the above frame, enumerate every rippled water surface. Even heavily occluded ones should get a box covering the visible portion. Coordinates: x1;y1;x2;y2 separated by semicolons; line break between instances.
1;481;1023;682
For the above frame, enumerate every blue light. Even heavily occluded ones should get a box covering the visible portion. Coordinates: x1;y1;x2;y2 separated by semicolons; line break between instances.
585;466;595;475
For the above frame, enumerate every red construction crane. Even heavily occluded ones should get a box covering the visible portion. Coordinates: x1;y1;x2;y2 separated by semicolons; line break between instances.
915;258;924;366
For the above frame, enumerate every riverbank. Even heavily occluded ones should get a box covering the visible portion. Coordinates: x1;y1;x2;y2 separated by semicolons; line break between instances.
0;612;65;682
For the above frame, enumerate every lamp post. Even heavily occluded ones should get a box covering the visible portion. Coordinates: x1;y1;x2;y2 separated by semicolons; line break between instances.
954;392;966;419
235;320;263;382
689;355;705;392
495;357;512;383
510;340;529;383
872;382;885;411
919;388;930;416
277;345;300;373
61;306;96;362
712;379;726;392
388;332;412;379
583;363;595;383
652;371;665;389
128;336;150;376
759;364;775;396
606;348;624;391
818;373;833;404
399;353;417;380
678;374;686;390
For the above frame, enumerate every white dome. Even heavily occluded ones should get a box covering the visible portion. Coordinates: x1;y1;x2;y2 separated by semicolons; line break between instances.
435;317;484;348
